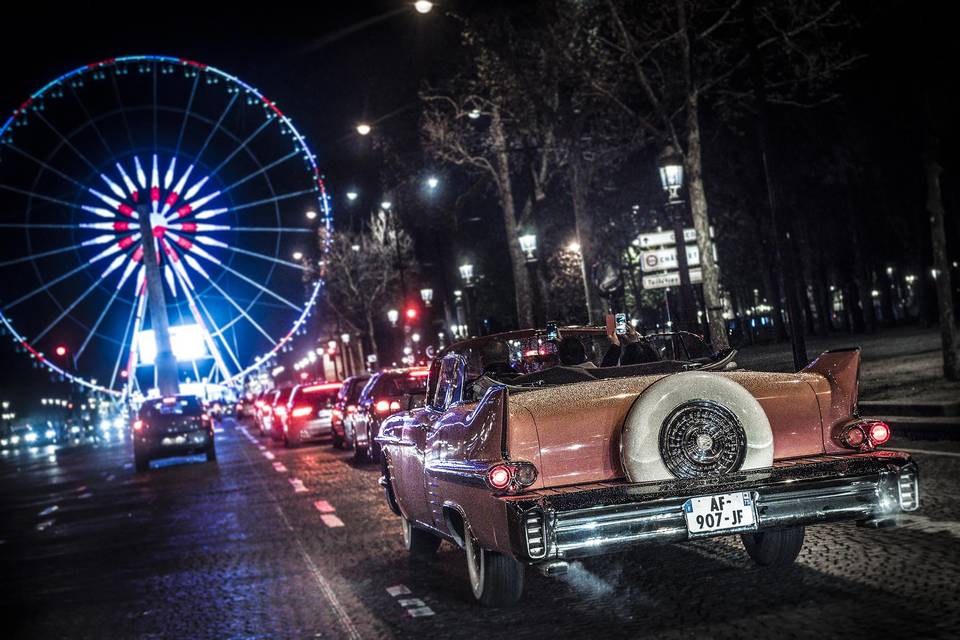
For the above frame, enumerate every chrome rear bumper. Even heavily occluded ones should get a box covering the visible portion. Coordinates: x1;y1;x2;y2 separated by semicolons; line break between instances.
505;452;918;562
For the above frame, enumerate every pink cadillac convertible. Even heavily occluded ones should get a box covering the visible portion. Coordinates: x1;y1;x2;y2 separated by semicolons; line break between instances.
376;327;919;606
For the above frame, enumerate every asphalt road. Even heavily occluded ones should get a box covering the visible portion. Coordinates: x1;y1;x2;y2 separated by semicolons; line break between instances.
2;420;958;639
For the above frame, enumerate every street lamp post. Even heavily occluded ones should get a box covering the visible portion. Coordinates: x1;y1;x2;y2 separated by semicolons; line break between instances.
518;232;544;327
657;146;697;334
459;263;477;337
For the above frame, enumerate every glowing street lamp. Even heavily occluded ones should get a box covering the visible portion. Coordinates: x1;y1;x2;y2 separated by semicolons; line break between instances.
346;190;358;202
566;241;581;254
380;200;392;211
292;250;304;261
55;345;68;357
425;175;439;190
459;263;475;287
356;123;371;136
305;209;317;220
518;233;537;263
414;0;433;13
340;333;351;344
657;145;685;203
387;308;399;326
420;287;434;306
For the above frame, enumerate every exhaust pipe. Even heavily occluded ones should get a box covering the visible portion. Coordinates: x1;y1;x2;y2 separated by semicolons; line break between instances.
538;561;569;577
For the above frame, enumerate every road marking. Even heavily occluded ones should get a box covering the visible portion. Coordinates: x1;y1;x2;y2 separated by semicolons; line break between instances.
896;447;960;459
123;462;133;470
39;505;59;517
263;451;275;460
214;427;224;434
273;462;288;473
105;474;115;482
78;492;93;500
237;444;364;640
36;519;54;531
321;514;345;528
407;606;435;617
386;585;411;597
398;598;425;607
289;478;308;493
314;500;335;513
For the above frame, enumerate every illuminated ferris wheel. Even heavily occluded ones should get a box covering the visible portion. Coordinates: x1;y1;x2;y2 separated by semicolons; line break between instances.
0;55;330;396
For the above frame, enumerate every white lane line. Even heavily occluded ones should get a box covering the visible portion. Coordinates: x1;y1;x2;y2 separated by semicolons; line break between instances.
398;598;425;608
214;427;225;434
386;585;411;597
263;451;275;460
38;505;59;517
321;514;345;528
273;462;288;473
407;606;435;617
896;447;960;459
36;519;54;531
314;500;335;513
289;478;308;493
78;492;93;500
105;474;115;481
238;443;363;640
257;445;266;451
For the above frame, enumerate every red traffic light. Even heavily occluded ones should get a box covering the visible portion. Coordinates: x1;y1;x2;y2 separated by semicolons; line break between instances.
405;306;418;321
55;345;67;357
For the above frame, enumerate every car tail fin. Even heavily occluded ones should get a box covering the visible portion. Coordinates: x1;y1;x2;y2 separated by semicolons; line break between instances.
801;347;861;422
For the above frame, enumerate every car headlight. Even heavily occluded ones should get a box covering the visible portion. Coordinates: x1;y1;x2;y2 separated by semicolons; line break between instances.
45;429;57;439
10;435;20;444
0;438;8;446
70;426;81;433
25;432;38;443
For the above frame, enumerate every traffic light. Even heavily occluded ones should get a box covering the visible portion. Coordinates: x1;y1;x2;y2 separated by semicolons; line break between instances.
55;345;67;357
405;306;418;321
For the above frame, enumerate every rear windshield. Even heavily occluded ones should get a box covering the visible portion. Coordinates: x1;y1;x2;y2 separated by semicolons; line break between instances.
345;378;369;403
295;384;341;409
140;396;202;419
377;373;429;397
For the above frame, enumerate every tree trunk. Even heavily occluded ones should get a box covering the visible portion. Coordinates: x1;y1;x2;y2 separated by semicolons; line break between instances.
490;104;535;328
685;94;729;350
924;137;960;380
570;156;605;325
364;311;380;369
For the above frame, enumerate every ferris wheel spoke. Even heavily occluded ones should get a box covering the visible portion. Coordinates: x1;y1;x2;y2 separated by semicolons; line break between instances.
209;117;274;177
0;241;89;268
0;182;92;214
5;144;89;192
109;67;137;151
192;238;306;271
230;187;317;213
219;149;300;197
67;81;116;159
191;92;240;169
174;73;201;159
204;277;278;346
32;110;100;175
3;262;90;311
31;276;103;344
75;285;122;363
110;285;145;391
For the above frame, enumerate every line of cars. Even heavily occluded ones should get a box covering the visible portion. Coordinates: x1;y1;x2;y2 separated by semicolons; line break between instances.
246;367;429;462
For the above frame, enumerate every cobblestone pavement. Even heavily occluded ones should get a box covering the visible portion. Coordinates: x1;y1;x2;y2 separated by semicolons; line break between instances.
1;421;958;639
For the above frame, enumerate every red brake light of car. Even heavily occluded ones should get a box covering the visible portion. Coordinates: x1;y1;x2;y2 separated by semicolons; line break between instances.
867;420;891;446
133;420;144;431
346;405;357;414
291;405;313;418
408;369;430;378
487;464;513;490
375;399;402;415
303;382;343;393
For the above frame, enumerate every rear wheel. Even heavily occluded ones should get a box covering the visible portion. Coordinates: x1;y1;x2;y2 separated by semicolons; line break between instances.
464;524;524;606
402;517;441;555
741;526;805;567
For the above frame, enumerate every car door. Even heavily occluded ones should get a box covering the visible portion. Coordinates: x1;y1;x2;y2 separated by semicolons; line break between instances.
390;355;462;526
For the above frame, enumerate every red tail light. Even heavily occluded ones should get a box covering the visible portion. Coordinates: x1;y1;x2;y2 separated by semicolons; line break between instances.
375;399;402;415
487;464;513;490
346;405;357;414
133;420;144;431
867;420;891;446
291;405;313;418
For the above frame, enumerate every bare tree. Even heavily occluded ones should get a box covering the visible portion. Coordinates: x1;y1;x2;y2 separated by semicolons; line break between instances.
421;18;564;328
315;211;414;365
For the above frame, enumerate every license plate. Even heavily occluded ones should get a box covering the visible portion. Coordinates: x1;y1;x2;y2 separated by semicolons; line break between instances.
683;491;758;538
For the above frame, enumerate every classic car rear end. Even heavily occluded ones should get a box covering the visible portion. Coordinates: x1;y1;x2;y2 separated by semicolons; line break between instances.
377;329;920;607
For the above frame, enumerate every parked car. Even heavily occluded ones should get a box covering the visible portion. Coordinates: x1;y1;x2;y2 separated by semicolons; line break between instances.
133;395;215;472
330;374;370;449
348;368;429;462
253;390;274;436
377;327;919;606
279;381;342;448
268;387;295;442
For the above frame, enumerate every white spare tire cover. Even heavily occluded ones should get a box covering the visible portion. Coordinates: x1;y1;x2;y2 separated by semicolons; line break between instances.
621;371;773;483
